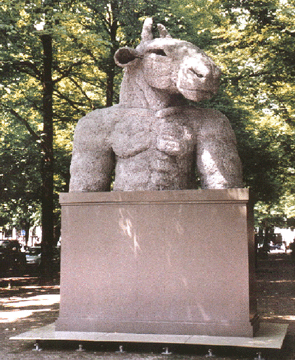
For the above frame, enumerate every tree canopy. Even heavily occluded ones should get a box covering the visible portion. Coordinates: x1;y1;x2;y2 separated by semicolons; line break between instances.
1;0;294;269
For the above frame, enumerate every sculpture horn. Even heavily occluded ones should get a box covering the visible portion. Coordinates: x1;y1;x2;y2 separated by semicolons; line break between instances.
141;18;153;41
157;24;172;38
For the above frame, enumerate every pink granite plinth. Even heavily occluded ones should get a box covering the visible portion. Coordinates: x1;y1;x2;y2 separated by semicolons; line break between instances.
56;189;258;337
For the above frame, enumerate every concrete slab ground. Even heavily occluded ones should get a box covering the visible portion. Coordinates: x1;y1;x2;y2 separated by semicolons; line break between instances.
10;322;288;349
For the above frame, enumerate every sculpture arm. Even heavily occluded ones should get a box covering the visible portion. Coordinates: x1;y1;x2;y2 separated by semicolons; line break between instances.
196;109;243;189
69;110;115;192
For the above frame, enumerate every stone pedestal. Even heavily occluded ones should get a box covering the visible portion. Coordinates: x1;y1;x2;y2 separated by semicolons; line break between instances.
56;189;259;337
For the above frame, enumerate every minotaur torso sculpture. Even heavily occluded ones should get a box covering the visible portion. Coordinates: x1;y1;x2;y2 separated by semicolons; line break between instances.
69;18;243;192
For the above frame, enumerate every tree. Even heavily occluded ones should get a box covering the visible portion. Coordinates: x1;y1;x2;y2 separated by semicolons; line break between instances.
0;0;95;278
0;116;41;244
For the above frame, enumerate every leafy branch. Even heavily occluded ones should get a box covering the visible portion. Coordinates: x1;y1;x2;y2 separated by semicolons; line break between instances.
53;61;83;84
1;103;41;143
10;61;43;81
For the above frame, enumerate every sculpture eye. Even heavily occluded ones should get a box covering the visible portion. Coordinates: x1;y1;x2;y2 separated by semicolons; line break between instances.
150;49;167;56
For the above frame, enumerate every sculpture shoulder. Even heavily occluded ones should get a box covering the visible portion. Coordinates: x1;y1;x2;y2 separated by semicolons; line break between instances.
75;105;155;130
169;106;231;130
72;105;124;151
75;104;122;132
155;106;234;138
190;107;236;138
73;106;156;151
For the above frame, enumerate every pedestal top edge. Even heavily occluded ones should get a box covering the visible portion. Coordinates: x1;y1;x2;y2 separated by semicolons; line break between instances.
60;188;250;205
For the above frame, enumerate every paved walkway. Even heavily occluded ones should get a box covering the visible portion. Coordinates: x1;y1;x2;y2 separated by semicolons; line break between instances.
0;253;294;359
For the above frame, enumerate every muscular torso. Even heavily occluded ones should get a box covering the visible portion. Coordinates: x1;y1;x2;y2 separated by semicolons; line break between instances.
69;105;242;192
110;107;198;191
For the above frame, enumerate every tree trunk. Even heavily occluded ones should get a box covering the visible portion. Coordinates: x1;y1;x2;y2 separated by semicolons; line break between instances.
24;221;30;247
106;3;119;107
40;33;54;281
106;66;115;107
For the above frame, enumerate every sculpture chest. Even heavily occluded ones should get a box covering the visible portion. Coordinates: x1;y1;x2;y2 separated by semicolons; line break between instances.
110;109;196;159
109;108;197;190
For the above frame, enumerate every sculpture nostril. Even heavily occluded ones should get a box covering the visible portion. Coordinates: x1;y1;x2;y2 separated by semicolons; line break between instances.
189;68;204;78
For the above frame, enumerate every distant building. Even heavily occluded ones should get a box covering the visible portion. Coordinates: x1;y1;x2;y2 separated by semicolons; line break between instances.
0;227;42;248
274;227;295;247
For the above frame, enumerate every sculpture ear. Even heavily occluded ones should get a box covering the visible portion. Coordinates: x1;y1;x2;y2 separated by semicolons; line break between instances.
114;47;142;68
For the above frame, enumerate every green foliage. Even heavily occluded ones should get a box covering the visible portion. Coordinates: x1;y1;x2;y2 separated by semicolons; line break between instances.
0;111;41;232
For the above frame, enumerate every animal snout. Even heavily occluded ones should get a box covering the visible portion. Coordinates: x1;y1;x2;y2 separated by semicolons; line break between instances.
180;63;213;89
188;67;206;79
